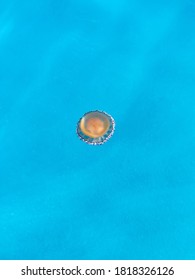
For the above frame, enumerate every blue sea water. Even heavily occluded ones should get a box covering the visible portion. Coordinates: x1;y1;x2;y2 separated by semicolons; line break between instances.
0;0;195;260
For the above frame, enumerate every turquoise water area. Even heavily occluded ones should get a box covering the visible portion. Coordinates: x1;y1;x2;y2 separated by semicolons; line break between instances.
0;0;195;259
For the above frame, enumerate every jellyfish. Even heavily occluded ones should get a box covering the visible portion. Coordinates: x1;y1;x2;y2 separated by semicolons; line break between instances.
76;110;115;145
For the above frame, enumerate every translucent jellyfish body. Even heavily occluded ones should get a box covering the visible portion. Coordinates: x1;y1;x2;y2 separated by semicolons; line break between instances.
76;110;115;145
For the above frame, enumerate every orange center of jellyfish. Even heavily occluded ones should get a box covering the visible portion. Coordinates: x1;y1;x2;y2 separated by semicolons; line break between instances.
80;113;110;138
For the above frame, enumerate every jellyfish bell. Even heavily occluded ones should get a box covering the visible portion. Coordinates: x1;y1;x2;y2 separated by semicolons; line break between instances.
76;110;115;145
